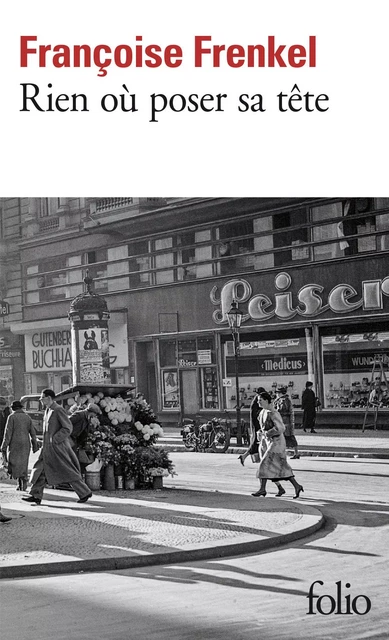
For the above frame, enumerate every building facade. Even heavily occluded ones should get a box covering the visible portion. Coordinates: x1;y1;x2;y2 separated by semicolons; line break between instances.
1;196;389;426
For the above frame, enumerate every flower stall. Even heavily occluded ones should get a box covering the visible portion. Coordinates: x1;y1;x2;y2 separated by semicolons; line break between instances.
55;384;175;490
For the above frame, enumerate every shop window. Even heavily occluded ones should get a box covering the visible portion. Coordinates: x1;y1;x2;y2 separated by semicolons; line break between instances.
178;339;197;367
224;334;312;410
197;337;215;364
321;331;389;409
201;368;219;409
159;337;218;411
162;370;179;408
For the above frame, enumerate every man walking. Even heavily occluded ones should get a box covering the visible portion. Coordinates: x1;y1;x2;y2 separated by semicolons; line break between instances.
22;389;92;505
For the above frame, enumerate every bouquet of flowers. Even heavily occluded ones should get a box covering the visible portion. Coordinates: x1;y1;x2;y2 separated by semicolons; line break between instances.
75;389;174;486
86;422;120;466
125;446;176;485
74;391;164;446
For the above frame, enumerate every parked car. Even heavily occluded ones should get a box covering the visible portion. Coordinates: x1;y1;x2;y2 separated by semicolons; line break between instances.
20;394;44;436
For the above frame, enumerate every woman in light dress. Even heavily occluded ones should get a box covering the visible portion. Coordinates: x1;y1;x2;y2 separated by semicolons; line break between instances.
251;392;304;498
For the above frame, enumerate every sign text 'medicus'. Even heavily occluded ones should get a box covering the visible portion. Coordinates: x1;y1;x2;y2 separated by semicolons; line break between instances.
20;35;316;77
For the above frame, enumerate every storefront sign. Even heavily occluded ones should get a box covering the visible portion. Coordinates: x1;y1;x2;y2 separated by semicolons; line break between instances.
25;330;72;371
25;324;128;372
0;332;23;361
211;272;389;325
0;301;10;316
178;358;197;367
324;350;389;372
197;349;212;364
227;353;308;376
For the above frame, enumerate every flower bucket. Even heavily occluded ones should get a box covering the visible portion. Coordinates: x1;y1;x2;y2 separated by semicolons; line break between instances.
103;464;116;491
85;471;101;491
124;476;136;490
152;475;163;490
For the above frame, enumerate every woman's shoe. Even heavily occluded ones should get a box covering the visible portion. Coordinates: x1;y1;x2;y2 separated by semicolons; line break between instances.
275;486;286;497
238;455;245;466
291;455;300;459
293;485;304;499
251;490;267;497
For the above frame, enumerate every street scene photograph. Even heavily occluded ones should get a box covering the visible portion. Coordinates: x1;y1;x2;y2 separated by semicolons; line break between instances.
0;197;388;639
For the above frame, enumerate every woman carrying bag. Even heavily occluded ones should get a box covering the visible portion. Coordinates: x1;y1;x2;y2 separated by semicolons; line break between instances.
251;392;304;499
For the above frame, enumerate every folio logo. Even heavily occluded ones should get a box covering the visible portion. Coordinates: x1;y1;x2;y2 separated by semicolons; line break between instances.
210;272;389;325
307;581;371;616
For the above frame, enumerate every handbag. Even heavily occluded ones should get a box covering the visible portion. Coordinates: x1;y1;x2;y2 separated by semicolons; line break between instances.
249;439;260;463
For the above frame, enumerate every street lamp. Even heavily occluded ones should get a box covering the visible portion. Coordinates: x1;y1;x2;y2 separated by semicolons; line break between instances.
227;300;243;446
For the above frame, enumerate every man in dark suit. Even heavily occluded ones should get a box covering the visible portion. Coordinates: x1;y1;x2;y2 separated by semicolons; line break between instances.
22;389;92;505
302;381;317;433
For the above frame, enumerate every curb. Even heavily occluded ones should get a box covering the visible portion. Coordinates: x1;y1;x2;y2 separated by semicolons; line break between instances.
162;444;389;459
228;447;389;459
0;502;324;580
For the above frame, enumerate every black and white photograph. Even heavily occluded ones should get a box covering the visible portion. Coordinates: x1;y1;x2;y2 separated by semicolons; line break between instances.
1;0;388;638
0;197;388;639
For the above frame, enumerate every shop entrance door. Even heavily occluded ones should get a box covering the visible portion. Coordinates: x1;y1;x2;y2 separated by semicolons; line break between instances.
180;369;199;417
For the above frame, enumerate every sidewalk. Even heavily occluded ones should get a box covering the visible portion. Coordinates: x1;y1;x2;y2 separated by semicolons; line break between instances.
161;428;389;459
0;480;323;580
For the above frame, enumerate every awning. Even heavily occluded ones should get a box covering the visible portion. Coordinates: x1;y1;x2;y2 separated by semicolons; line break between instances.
55;384;136;401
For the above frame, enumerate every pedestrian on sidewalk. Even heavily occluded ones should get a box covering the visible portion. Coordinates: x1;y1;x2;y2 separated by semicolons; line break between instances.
1;400;40;491
274;386;300;459
0;506;12;523
302;381;318;433
251;392;304;499
0;397;11;445
238;387;266;466
22;389;92;506
69;403;101;474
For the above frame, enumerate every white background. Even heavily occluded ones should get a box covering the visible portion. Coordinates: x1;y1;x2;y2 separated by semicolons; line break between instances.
0;0;388;196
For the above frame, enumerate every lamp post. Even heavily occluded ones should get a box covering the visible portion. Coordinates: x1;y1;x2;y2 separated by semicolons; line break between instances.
227;300;243;446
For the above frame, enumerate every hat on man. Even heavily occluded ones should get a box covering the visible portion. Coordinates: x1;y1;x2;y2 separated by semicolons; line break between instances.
277;385;288;394
86;403;102;415
306;381;313;388
11;400;23;411
0;397;7;406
